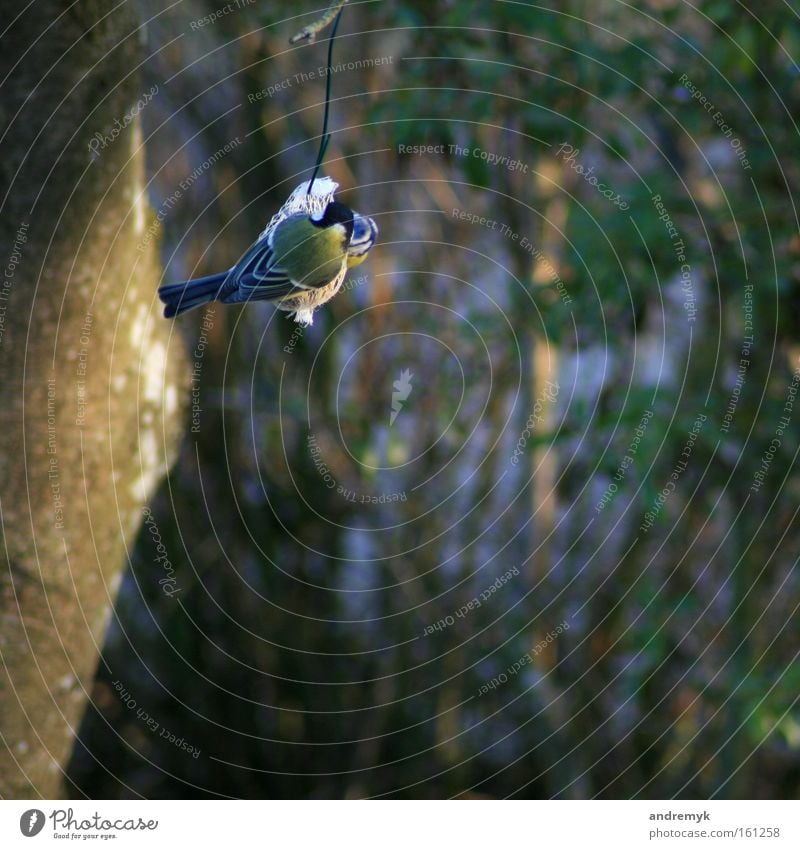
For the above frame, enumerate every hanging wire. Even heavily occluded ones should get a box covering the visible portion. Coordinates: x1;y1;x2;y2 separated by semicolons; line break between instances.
306;7;344;196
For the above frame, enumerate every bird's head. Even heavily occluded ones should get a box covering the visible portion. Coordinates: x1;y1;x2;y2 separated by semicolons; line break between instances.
310;201;378;268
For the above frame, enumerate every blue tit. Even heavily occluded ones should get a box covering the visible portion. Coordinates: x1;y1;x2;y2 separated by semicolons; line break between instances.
158;180;378;326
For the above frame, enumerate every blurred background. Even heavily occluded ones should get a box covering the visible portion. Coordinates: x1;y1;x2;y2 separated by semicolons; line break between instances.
67;0;800;798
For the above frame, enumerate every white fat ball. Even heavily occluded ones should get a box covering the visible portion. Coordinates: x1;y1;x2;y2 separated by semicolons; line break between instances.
258;177;339;240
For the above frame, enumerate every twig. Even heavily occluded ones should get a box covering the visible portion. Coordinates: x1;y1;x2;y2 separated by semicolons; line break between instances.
289;0;349;44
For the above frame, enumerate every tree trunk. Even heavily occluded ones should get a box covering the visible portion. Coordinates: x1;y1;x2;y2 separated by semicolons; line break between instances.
0;1;185;797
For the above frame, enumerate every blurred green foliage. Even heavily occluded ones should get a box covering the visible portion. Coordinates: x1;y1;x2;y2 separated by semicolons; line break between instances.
69;0;800;799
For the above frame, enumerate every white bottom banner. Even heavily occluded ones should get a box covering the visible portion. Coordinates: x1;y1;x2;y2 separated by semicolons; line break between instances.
0;800;797;848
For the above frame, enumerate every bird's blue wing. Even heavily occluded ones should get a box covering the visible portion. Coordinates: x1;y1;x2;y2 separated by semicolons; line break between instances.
225;236;297;302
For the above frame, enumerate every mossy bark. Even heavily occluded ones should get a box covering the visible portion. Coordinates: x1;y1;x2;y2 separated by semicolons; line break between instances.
0;1;185;797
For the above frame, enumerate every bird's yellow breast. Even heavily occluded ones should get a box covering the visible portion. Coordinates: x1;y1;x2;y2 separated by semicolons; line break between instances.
346;253;369;268
272;216;348;287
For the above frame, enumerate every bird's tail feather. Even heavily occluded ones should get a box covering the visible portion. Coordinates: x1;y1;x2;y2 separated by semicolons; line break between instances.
158;272;227;318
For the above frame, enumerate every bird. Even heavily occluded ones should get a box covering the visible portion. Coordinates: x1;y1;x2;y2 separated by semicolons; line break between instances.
158;177;378;326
